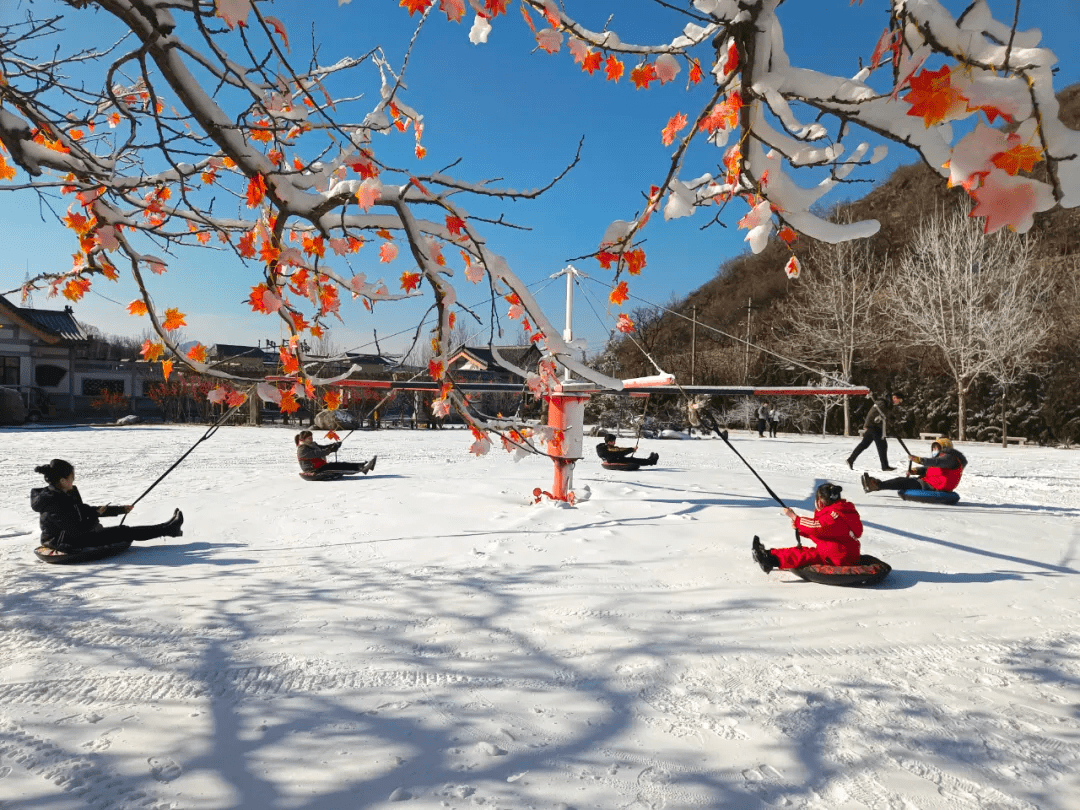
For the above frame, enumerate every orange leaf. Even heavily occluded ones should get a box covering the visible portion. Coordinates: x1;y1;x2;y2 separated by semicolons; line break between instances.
991;143;1043;175
630;62;657;90
127;299;148;316
399;0;433;15
723;41;739;75
161;359;173;381
582;51;603;75
162;307;186;331
604;56;624;83
324;390;342;411
688;59;703;85
903;65;968;128
63;278;91;301
609;281;629;306
625;248;646;275
279;390;301;414
400;271;422;292
445;215;466;237
661;112;688;146
246;174;267;207
140;339;165;362
186;343;208;363
778;226;798;245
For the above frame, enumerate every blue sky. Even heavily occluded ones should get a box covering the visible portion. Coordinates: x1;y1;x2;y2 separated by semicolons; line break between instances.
2;0;1078;360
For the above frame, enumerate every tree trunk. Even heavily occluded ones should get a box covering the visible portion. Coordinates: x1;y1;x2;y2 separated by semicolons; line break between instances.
957;382;967;441
843;396;851;437
1000;384;1008;449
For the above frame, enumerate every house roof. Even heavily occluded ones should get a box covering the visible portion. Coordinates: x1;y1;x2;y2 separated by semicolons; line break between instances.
211;344;276;363
0;295;88;344
449;344;539;374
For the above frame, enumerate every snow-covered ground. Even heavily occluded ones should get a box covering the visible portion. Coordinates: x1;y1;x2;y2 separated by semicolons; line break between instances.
1;424;1078;810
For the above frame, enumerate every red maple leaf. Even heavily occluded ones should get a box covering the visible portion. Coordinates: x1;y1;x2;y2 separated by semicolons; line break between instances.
630;62;657;90
400;271;422;292
127;299;148;316
625;248;646;275
246;174;267;207
186;343;208;363
400;0;433;16
724;41;739;74
162;307;187;331
903;65;968;127
445;215;466;237
279;391;301;414
596;251;617;269
604;56;624;83
616;313;635;334
688;59;703;85
140;339;165;362
778;226;798;245
661;112;688;146
582;51;603;75
991;143;1043;175
609;281;629;306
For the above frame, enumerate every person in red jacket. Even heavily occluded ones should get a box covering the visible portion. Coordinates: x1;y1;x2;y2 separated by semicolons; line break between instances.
861;437;967;494
752;482;863;573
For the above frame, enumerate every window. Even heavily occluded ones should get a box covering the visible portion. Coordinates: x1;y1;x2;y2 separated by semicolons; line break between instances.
35;364;67;387
0;355;18;386
81;378;125;396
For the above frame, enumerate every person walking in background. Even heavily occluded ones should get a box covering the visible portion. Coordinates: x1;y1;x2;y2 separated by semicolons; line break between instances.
768;404;779;438
756;400;770;438
31;459;183;550
846;392;903;471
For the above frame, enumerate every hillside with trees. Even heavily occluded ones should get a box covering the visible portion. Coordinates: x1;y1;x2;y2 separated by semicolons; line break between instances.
598;86;1080;446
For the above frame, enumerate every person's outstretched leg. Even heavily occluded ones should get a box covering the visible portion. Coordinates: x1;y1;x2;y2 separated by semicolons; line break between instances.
88;510;184;543
863;473;923;492
322;461;364;473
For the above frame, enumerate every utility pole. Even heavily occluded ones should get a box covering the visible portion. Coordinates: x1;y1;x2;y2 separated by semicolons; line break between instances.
743;297;753;384
549;264;586;382
690;306;697;385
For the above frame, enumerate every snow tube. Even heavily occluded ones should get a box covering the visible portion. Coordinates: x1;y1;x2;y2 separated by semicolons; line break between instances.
898;489;960;505
35;540;133;565
790;554;892;587
299;469;349;481
601;460;647;472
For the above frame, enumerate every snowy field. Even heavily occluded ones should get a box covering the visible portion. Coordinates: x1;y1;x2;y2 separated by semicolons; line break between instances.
1;423;1078;810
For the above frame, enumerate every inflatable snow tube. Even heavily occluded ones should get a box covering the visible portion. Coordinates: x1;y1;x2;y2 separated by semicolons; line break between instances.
35;540;133;565
790;554;892;587
601;460;646;472
299;469;348;481
898;488;960;505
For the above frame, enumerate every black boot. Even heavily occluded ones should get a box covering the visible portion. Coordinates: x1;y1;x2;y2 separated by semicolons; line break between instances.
846;457;854;470
752;536;777;574
647;452;659;465
164;508;184;537
362;455;378;474
862;474;880;493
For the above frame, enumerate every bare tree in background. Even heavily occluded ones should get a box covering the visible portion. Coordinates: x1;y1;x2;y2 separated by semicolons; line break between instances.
885;203;1042;441
778;233;888;435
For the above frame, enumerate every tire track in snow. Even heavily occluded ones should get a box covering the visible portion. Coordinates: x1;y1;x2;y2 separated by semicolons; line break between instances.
0;720;170;810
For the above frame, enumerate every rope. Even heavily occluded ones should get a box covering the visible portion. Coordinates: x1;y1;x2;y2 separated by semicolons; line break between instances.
578;274;853;389
121;390;251;523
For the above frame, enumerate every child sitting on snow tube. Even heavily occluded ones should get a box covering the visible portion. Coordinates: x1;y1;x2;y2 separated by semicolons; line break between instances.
753;482;862;574
861;437;966;494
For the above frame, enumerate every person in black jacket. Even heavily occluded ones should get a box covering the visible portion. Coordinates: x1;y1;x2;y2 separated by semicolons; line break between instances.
846;393;903;471
295;431;376;475
596;433;658;468
30;459;184;550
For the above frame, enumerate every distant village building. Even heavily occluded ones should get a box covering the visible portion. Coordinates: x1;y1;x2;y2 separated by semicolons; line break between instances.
0;295;155;421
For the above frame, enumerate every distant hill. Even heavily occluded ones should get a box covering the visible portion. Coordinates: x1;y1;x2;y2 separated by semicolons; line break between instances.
672;82;1080;341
